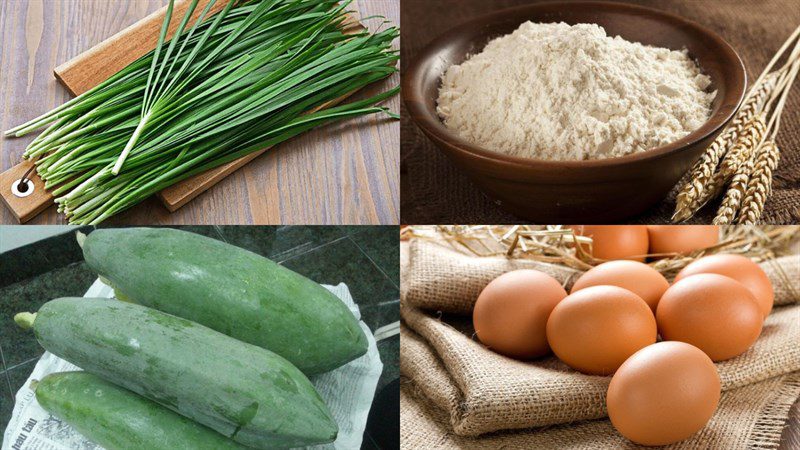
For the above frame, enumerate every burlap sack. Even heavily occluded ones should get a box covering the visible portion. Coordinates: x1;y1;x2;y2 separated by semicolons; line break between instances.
400;371;800;449
400;240;581;314
402;240;800;315
401;303;800;436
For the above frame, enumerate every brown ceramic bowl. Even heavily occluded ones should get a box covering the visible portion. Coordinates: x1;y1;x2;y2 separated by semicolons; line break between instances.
403;1;746;223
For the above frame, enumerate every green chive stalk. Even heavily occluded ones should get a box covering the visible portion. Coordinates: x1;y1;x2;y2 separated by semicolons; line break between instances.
5;0;399;223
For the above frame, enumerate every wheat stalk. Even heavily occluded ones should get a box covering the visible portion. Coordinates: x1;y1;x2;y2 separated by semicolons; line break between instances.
737;140;781;224
672;23;800;223
672;75;777;222
713;152;756;224
674;113;767;221
732;41;800;224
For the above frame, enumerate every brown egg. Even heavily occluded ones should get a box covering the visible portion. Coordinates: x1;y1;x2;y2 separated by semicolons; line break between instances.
571;225;649;262
607;341;720;446
546;285;656;375
647;225;719;255
657;274;762;361
473;270;568;359
571;260;669;313
675;254;774;319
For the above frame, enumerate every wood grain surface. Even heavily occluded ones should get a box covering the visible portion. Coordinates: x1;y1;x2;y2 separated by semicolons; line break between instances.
0;0;399;224
400;0;800;225
0;159;49;222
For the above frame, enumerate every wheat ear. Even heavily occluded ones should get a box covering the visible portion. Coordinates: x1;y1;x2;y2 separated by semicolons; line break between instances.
672;132;734;222
674;114;767;221
713;152;757;224
672;75;777;222
736;40;800;224
737;140;781;224
719;114;767;179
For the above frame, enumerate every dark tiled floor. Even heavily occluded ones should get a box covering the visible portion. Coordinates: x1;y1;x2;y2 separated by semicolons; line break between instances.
0;359;37;427
0;226;90;287
0;263;97;368
0;226;399;446
349;227;401;287
377;336;400;393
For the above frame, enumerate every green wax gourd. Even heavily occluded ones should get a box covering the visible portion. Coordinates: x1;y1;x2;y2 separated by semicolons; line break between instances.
81;227;368;375
35;371;247;450
24;298;338;449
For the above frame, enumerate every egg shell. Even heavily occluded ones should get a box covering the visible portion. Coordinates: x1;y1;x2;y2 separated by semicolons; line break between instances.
546;285;657;375
571;225;649;262
675;254;774;319
607;341;720;446
656;273;762;361
571;260;669;312
473;270;568;359
647;225;719;255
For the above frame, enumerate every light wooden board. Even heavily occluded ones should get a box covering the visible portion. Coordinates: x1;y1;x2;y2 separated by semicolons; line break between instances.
1;0;226;223
54;0;227;96
0;0;399;224
0;159;49;222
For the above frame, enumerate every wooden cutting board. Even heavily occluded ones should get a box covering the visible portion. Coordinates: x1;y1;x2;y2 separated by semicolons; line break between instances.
0;0;364;222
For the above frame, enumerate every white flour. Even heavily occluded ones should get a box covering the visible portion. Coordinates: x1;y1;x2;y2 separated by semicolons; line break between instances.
437;22;716;161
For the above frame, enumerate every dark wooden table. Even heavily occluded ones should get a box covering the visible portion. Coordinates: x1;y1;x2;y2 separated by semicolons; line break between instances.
0;0;399;225
400;0;800;225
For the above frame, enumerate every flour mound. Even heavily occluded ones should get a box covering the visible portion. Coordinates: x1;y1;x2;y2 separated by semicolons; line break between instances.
437;22;716;161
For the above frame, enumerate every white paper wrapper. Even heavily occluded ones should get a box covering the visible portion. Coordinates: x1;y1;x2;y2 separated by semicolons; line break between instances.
3;279;382;450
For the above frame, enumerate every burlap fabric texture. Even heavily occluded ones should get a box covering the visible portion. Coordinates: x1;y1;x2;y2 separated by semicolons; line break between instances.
402;239;800;315
400;240;800;439
400;369;800;449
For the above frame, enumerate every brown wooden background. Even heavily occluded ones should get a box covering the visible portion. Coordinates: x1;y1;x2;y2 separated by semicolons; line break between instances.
0;0;399;225
400;0;800;225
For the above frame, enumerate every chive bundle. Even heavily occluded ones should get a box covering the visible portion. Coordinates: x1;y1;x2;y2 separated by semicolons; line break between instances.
5;0;399;224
